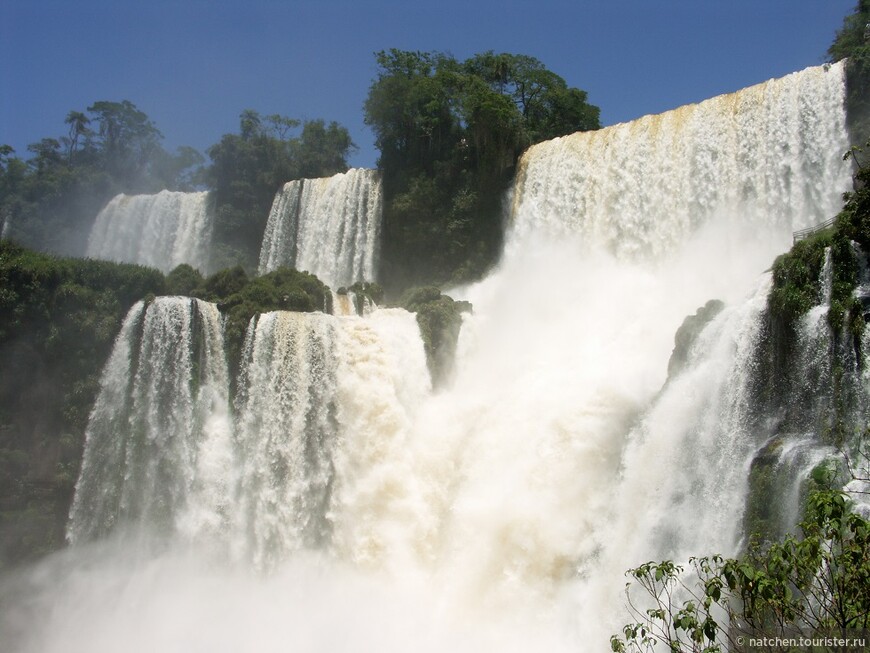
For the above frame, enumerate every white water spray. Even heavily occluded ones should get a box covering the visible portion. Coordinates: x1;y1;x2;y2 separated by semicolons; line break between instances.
68;297;232;546
4;63;860;653
86;191;214;273
258;168;382;287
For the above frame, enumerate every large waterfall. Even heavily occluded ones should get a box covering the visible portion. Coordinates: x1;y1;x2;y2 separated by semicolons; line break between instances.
258;168;382;288
67;296;233;546
2;63;863;653
86;191;214;273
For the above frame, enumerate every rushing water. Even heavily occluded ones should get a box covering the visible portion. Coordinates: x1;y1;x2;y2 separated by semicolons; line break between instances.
67;297;232;546
86;191;214;273
258;168;382;288
2;63;863;652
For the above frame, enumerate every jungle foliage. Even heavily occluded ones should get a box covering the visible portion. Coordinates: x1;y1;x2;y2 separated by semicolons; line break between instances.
0;100;203;257
398;286;472;387
612;491;870;653
828;0;870;144
365;49;600;290
0;241;165;568
204;111;356;272
767;162;869;351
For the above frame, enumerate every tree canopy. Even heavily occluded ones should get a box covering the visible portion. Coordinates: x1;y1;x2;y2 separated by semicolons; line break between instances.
364;49;600;289
204;110;356;271
611;491;870;653
828;0;870;143
0;100;203;256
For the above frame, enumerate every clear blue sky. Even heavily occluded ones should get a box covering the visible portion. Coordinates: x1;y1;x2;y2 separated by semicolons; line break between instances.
0;0;858;170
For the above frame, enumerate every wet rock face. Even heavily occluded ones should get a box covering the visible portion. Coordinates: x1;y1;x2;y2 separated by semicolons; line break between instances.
667;299;725;380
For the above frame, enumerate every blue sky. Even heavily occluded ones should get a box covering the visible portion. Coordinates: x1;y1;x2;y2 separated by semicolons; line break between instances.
0;0;858;169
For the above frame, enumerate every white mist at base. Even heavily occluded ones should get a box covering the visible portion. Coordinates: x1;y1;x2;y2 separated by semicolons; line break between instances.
0;543;583;653
0;64;857;652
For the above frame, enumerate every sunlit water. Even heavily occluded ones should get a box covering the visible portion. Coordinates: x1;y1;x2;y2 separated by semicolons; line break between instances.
1;63;859;652
86;190;213;273
258;168;382;288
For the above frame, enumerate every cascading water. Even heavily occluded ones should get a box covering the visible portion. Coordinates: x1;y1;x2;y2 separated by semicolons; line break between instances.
67;296;232;546
331;290;374;316
2;62;863;653
86;190;214;273
258;168;382;288
233;311;341;566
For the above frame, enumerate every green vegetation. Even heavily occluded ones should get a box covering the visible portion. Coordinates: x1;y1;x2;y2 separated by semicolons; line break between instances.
191;264;329;376
744;440;845;542
0;100;203;257
828;0;870;144
205;111;356;272
768;163;869;346
164;263;205;296
612;491;870;653
346;281;385;306
399;286;472;387
365;50;599;290
0;241;165;568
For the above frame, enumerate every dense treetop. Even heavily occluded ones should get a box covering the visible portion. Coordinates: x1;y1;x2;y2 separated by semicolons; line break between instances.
828;0;870;143
365;49;600;288
204;111;356;271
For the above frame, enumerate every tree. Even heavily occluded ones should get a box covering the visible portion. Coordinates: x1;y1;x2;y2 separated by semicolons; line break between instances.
26;138;62;174
464;52;600;145
63;111;91;164
293;119;358;179
827;0;870;63
828;1;870;143
86;100;163;183
611;491;870;653
205;110;355;271
364;49;600;289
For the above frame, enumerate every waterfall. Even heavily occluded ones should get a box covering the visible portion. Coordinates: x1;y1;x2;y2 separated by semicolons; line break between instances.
396;60;855;640
257;168;382;287
233;307;429;569
6;63;863;653
331;290;374;316
67;296;232;546
65;297;429;573
510;63;850;260
233;311;340;566
86;191;214;273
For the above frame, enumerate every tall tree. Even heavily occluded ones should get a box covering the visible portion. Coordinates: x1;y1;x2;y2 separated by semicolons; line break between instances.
63;111;91;164
828;0;870;143
364;49;600;288
205;110;355;272
86;100;163;183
